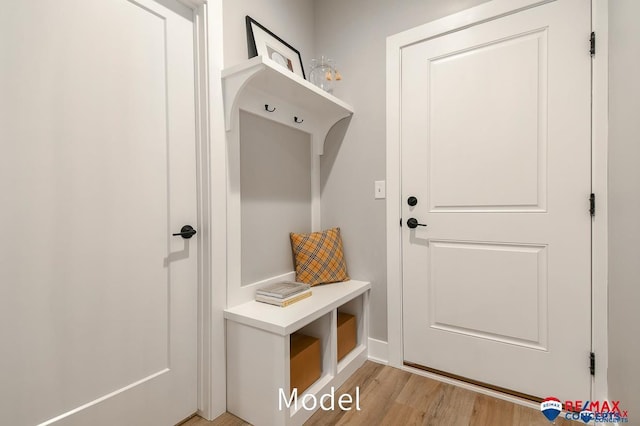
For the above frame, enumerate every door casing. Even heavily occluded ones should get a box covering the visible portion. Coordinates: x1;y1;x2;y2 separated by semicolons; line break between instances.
182;0;229;421
170;0;227;421
386;0;609;406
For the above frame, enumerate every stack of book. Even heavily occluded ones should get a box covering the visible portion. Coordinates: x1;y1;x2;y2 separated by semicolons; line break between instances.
255;281;312;307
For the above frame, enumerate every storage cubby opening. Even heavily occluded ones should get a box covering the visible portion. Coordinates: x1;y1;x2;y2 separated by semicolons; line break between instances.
290;312;333;396
337;295;366;370
289;333;321;395
337;311;357;362
338;295;363;342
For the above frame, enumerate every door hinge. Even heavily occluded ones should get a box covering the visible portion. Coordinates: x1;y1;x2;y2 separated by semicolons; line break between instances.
590;32;596;56
590;352;596;375
590;193;596;217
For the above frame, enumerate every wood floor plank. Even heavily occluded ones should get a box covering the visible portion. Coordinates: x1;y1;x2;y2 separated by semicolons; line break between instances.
469;394;515;426
183;361;575;426
332;364;412;425
379;401;427;425
512;403;574;425
304;361;386;426
420;384;477;426
395;373;442;410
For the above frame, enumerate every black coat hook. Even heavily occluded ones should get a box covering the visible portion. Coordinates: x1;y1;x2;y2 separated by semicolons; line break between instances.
265;104;276;112
294;116;304;123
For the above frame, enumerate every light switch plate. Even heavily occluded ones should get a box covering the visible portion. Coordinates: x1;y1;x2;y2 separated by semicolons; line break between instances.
374;180;386;199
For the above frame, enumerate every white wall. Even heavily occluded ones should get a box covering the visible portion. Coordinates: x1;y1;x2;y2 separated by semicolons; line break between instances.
608;0;640;417
240;111;311;285
223;0;315;71
314;0;490;341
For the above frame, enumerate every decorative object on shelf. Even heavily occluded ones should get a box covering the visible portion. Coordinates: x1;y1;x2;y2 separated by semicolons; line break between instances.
255;289;312;307
334;66;343;81
255;281;312;307
257;281;310;298
290;227;349;285
309;56;342;93
245;16;305;79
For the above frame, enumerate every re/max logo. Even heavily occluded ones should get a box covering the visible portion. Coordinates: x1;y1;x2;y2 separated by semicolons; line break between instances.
564;400;627;417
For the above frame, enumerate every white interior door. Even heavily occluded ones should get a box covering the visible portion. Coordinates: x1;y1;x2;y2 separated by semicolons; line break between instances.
401;0;591;400
0;0;198;424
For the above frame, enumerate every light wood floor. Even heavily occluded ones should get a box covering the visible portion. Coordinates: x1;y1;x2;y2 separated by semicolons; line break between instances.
183;361;574;425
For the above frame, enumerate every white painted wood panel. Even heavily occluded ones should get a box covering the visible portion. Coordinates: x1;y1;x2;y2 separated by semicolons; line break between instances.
401;0;591;400
225;285;370;426
428;30;546;211
224;280;371;336
239;111;312;286
221;56;354;308
429;241;547;348
0;0;198;424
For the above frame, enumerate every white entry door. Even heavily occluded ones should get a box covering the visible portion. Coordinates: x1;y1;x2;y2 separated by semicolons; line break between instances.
0;0;198;425
401;0;591;400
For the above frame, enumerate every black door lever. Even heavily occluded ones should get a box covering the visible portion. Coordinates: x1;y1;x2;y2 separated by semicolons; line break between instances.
406;218;427;229
172;225;197;239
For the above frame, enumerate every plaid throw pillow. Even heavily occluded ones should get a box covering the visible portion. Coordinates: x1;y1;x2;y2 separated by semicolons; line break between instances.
290;228;349;286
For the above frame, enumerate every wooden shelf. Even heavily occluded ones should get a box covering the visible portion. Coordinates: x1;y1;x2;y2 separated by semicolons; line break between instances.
221;56;354;155
224;280;370;336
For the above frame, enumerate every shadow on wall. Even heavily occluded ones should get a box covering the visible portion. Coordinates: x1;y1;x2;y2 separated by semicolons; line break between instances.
320;115;352;194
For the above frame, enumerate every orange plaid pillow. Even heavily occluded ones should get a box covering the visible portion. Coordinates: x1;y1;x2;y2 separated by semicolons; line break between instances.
290;228;349;286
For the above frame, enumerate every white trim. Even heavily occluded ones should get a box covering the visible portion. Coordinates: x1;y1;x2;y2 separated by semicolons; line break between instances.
193;2;212;419
386;0;609;400
192;0;227;421
367;338;389;365
386;0;553;49
591;0;609;404
177;0;207;8
37;369;171;426
385;28;403;367
205;0;228;420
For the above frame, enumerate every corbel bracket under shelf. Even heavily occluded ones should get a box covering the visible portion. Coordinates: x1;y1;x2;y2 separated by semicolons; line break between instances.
222;56;354;155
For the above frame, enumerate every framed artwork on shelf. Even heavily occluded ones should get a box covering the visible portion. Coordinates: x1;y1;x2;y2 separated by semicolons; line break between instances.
245;15;306;79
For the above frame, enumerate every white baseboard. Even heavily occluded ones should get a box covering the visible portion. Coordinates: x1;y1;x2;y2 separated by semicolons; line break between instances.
367;338;389;364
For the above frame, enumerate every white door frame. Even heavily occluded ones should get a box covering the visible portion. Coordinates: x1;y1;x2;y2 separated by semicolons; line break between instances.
386;0;609;403
175;0;226;420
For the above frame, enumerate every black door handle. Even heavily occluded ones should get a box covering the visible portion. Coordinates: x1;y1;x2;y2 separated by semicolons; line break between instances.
406;218;427;229
172;225;197;239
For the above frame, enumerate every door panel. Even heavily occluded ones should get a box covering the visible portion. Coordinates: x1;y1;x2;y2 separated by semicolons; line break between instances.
429;241;548;349
0;0;197;424
401;0;591;400
429;29;547;212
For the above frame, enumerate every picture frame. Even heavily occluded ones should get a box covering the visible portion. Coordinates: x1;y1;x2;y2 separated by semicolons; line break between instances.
245;16;306;79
